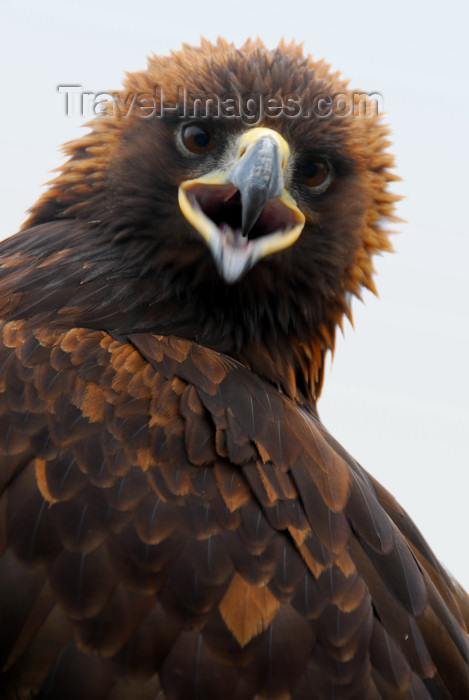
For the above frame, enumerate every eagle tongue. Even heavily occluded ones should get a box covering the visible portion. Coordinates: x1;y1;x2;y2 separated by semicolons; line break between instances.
219;222;247;248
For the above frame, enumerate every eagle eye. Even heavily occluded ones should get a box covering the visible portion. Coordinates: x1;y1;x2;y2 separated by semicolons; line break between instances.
301;156;331;190
181;123;214;154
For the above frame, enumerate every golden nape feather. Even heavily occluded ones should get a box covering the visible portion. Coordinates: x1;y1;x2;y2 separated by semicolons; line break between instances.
0;38;467;699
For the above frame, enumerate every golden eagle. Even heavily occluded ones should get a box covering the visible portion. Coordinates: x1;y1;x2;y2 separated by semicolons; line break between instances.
0;38;468;699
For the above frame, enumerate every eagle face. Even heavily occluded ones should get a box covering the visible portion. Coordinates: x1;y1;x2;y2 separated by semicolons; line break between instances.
98;65;392;298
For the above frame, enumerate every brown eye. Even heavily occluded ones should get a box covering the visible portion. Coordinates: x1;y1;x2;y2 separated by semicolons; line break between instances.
181;124;214;154
301;156;331;189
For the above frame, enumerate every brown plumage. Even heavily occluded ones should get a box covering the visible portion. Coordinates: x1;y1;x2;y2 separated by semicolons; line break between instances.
0;38;468;699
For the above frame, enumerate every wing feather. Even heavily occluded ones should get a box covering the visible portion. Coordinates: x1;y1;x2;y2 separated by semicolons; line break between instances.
0;326;468;699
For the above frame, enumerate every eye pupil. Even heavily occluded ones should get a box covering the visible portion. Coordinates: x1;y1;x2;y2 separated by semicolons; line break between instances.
182;124;214;154
304;162;319;179
302;157;330;188
194;130;210;148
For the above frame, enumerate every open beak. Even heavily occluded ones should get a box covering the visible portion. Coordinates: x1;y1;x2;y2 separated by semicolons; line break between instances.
178;127;305;284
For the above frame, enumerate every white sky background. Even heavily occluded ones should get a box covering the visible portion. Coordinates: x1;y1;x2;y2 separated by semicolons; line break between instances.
0;0;468;586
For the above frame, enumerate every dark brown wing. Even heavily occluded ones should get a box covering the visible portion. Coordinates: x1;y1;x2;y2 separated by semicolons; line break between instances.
0;324;468;699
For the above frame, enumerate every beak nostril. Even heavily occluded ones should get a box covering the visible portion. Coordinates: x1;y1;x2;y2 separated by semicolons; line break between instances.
239;147;247;159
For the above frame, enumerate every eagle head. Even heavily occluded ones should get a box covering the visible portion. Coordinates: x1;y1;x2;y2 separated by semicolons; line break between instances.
3;38;399;403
